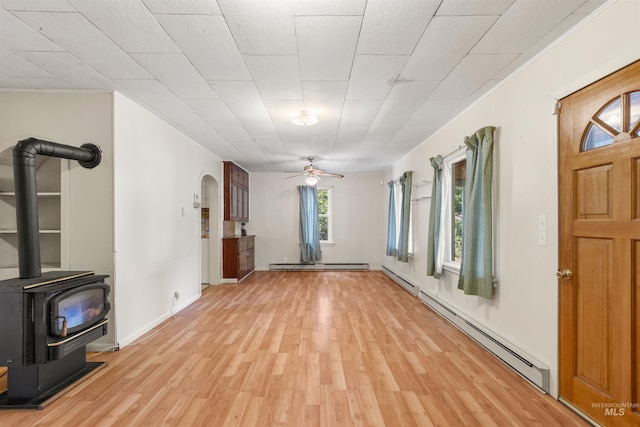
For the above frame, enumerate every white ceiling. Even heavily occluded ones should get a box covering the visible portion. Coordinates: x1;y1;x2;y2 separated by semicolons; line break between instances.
0;0;606;173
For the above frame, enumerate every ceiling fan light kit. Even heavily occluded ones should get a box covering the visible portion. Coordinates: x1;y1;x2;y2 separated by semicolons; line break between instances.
285;157;344;185
291;111;318;126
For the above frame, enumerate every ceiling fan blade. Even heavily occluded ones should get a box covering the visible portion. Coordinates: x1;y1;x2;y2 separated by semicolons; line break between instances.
285;173;305;179
315;171;344;178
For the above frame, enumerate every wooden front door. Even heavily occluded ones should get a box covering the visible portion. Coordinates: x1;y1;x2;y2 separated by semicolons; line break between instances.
559;60;640;426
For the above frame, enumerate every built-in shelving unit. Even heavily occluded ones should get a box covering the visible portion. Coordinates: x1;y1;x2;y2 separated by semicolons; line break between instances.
223;161;249;223
0;156;62;276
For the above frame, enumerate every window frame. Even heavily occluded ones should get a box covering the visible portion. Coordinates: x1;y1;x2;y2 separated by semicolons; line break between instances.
317;186;334;246
442;149;466;274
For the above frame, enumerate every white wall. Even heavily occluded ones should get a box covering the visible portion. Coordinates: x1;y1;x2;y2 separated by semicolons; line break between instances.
383;0;640;397
112;93;223;347
0;91;116;348
249;172;385;269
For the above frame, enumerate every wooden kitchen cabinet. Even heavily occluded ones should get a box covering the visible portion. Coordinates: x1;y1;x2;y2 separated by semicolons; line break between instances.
223;161;249;223
222;235;255;280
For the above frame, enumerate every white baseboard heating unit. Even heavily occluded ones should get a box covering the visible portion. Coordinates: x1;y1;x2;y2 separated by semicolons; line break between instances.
270;263;369;271
381;266;418;296
382;266;550;393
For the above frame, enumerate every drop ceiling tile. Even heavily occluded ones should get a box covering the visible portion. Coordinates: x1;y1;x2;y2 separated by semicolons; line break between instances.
356;0;440;54
368;81;440;136
493;13;591;80
300;82;346;122
0;47;54;77
155;14;251;81
244;55;302;100
0;9;64;51
295;16;361;55
436;0;514;15
293;0;366;16
14;11;151;79
296;16;361;81
405;100;462;128
186;99;254;144
142;0;221;14
465;79;501;106
471;0;584;54
400;16;498;81
340;100;383;128
0;0;75;11
346;55;409;100
209;81;277;136
132;53;217;99
113;79;192;114
19;51;114;89
68;0;179;53
217;0;297;54
304;117;340;139
0;73;76;89
298;52;354;81
428;54;517;101
160;111;234;152
264;100;307;128
336;127;369;145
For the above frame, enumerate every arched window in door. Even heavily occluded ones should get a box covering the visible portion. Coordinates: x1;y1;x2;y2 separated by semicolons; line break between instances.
582;90;640;151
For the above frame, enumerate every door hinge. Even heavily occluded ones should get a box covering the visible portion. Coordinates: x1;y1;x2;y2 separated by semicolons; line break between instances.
553;100;561;115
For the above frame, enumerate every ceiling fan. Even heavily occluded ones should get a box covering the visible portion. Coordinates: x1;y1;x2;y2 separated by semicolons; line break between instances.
285;157;344;185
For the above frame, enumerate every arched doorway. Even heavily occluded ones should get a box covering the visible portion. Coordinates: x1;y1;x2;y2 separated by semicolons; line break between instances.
200;175;219;289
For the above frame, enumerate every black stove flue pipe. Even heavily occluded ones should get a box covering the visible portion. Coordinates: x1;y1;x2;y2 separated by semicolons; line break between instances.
13;138;102;279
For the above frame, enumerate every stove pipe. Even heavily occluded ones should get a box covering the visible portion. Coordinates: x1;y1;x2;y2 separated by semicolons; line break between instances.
13;138;102;279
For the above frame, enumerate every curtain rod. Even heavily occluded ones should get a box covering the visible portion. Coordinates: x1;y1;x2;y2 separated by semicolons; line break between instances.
439;144;465;159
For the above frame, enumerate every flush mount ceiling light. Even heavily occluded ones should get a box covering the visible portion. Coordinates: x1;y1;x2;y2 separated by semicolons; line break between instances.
291;110;318;126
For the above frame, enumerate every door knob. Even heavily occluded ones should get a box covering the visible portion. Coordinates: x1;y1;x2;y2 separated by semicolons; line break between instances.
556;269;572;280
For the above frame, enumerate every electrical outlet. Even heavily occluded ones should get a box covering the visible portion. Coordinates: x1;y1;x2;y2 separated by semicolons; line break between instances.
173;291;179;300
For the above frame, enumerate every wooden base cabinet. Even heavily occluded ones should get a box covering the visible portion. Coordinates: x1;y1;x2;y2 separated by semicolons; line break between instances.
222;235;255;281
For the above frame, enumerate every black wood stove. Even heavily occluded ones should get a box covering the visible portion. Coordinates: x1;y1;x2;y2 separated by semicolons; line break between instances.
0;138;110;409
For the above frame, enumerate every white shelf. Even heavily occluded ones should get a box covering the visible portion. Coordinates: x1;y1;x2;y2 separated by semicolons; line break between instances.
0;230;60;234
0;192;61;196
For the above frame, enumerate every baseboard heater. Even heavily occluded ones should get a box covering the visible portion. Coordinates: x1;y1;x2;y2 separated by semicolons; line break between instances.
382;266;550;393
270;263;369;271
381;265;418;296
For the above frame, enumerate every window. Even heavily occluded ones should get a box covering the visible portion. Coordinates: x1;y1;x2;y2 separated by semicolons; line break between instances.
582;90;640;151
428;126;494;298
443;150;466;272
452;158;466;263
318;187;332;243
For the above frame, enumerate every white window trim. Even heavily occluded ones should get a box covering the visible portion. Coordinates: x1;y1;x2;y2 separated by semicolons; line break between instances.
318;187;334;245
441;148;466;275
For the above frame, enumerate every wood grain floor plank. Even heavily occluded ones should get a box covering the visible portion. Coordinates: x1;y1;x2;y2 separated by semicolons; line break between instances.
0;271;587;426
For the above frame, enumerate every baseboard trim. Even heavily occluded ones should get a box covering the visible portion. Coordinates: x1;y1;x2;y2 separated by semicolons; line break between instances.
381;265;418;296
270;263;369;271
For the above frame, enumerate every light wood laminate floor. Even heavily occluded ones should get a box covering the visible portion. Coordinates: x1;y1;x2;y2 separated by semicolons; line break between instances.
0;271;586;426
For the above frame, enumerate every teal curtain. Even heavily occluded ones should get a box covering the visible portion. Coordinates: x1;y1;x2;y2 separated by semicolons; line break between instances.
298;185;321;263
397;171;412;262
427;156;443;278
386;181;397;256
457;126;495;299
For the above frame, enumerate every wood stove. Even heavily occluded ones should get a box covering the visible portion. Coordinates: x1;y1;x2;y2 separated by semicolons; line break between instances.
0;138;109;409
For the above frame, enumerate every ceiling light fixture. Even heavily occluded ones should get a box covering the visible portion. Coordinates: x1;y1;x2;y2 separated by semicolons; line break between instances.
291;110;318;126
305;175;319;186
